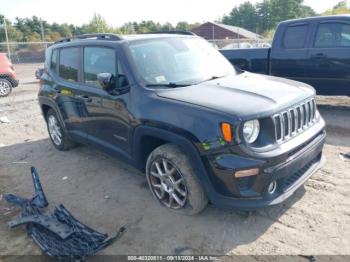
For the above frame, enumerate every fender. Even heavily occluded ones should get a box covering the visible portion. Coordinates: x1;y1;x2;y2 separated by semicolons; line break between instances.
38;96;70;132
132;124;217;201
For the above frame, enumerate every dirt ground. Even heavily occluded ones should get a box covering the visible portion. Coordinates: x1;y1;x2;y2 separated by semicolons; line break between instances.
0;64;349;257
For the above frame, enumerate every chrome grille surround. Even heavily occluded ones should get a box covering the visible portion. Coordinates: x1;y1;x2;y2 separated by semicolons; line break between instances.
273;98;317;143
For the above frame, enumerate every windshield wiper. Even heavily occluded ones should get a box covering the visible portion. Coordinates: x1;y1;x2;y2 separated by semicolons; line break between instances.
196;75;225;85
145;82;191;88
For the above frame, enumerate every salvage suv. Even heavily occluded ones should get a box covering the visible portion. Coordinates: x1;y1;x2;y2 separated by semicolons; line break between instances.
38;33;326;214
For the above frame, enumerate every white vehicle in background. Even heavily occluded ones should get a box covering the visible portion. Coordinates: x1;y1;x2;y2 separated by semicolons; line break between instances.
252;42;271;48
221;42;252;49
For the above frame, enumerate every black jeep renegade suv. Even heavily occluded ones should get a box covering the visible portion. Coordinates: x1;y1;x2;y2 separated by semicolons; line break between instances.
38;33;326;214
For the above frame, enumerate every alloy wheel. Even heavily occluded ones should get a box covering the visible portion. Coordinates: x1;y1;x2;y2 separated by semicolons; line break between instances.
149;158;188;209
0;80;11;96
48;115;62;146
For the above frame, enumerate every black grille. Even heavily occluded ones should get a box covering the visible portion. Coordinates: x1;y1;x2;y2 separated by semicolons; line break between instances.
273;98;317;142
282;155;320;191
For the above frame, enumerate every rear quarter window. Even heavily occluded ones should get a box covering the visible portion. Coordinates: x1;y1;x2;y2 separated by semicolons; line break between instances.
282;24;308;49
59;47;80;82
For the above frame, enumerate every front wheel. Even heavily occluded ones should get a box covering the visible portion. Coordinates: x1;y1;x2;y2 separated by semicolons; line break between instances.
0;78;12;97
146;144;208;215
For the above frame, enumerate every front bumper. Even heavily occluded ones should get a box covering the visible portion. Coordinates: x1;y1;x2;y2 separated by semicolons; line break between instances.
11;78;19;87
8;77;19;87
206;128;326;210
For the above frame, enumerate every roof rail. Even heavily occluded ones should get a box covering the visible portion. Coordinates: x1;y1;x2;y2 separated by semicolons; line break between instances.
145;31;196;36
54;33;123;45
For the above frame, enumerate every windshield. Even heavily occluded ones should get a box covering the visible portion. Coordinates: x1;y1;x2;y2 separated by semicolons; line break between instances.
128;37;236;86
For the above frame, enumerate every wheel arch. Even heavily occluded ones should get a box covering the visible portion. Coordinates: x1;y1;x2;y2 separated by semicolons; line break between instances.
132;125;216;199
0;74;16;87
39;97;67;129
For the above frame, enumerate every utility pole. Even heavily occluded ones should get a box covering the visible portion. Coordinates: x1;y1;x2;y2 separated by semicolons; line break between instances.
40;18;47;50
3;19;11;60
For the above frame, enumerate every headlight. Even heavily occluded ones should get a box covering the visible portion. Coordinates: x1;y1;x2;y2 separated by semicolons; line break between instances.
243;120;260;143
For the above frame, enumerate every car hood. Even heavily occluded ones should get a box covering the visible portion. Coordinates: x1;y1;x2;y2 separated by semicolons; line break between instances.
155;72;315;119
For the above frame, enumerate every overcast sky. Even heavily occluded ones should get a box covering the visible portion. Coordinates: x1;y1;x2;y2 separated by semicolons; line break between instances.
2;0;347;26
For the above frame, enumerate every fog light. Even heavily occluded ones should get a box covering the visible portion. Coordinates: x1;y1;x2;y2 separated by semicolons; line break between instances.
234;168;259;178
267;180;277;194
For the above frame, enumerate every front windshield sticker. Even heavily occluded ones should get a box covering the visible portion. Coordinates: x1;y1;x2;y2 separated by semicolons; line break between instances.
155;75;167;83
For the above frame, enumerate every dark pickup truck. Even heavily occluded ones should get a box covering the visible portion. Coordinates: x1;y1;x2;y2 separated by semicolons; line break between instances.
220;15;350;96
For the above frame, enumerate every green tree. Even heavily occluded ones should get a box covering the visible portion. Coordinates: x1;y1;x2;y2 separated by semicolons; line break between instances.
0;15;23;42
223;0;317;35
14;17;31;41
83;13;115;33
267;0;316;26
323;1;350;15
176;21;190;31
222;2;259;32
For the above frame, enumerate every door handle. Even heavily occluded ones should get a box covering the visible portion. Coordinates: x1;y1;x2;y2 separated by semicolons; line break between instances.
79;95;92;103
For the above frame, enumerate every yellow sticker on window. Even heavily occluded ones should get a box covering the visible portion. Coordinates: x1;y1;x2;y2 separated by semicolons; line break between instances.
61;89;72;95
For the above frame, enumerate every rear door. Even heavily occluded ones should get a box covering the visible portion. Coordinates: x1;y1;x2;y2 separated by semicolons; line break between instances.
306;20;350;95
53;46;89;143
270;22;311;82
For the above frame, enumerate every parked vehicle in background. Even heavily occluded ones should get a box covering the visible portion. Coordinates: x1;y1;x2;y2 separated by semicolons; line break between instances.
251;42;271;48
220;15;350;96
0;53;19;97
39;33;325;214
221;42;252;50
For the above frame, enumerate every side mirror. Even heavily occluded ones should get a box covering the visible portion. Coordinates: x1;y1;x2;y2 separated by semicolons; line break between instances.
118;74;129;89
97;73;115;91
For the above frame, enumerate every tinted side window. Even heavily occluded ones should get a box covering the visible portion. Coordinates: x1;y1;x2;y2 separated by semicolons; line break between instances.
315;22;350;47
283;25;308;49
51;49;58;72
84;47;116;87
59;48;80;82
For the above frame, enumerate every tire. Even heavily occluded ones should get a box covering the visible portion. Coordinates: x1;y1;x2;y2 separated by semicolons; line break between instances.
46;109;76;151
146;143;208;215
0;78;13;97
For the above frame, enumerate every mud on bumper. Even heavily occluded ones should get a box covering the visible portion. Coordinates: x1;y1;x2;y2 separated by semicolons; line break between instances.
209;130;326;210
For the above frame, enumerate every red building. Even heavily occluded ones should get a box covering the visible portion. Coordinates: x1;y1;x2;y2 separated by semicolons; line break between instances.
191;21;263;40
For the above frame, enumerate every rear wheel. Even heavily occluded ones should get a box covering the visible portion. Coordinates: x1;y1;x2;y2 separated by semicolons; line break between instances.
0;78;12;97
146;144;208;215
46;109;76;151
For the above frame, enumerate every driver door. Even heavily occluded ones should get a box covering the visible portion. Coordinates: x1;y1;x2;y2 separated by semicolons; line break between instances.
81;46;132;156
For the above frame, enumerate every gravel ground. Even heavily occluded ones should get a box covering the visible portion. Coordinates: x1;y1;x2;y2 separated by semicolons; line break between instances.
0;64;349;257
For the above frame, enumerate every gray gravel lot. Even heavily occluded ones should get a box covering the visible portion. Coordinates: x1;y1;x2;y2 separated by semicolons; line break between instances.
0;64;349;256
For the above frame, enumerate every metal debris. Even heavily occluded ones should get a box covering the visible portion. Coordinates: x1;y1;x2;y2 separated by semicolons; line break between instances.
11;161;28;164
339;152;350;161
5;167;125;259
